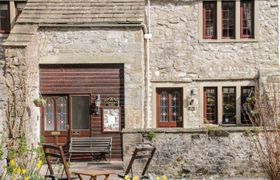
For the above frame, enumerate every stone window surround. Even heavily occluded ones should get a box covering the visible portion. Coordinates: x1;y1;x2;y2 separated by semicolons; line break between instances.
0;0;26;37
198;0;259;43
199;80;255;126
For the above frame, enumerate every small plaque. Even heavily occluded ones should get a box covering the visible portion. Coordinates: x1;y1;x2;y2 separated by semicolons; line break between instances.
51;131;61;136
104;97;119;107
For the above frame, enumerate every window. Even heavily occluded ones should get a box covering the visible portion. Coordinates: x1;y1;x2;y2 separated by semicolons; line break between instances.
71;95;90;130
156;88;183;128
201;0;255;40
204;87;218;124
44;96;68;131
0;3;9;33
222;87;236;124
222;1;235;39
203;85;255;125
241;86;255;123
15;2;26;20
241;0;254;38
203;1;217;39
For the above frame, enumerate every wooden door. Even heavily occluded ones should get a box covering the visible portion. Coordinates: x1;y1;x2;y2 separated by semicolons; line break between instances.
42;95;69;145
70;95;91;137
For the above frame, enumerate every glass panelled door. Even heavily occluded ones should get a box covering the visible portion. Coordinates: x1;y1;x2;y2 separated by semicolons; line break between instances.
70;95;91;137
42;96;68;145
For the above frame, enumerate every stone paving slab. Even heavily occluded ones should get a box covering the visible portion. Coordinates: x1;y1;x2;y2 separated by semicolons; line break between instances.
40;161;267;180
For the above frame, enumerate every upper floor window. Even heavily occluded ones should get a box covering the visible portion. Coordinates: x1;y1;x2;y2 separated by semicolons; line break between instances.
222;1;235;39
241;0;254;38
202;0;255;40
203;1;217;39
0;3;10;33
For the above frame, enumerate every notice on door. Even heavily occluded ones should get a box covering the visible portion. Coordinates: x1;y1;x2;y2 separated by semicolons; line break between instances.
102;107;120;132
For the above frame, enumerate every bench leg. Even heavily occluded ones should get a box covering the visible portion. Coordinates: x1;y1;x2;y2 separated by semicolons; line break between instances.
104;174;110;180
90;176;97;180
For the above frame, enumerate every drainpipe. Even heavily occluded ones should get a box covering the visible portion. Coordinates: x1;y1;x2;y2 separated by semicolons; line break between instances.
144;0;152;128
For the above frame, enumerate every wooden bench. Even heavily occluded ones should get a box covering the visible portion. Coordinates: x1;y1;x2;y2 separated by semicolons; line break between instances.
68;137;112;162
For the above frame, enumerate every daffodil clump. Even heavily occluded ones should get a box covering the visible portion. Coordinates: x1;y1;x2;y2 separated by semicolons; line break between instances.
3;159;43;180
124;175;167;180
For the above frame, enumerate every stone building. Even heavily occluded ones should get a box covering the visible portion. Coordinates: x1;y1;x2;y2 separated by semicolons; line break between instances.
0;0;279;178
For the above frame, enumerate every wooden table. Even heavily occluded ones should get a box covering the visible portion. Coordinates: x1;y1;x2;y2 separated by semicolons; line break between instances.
71;169;116;180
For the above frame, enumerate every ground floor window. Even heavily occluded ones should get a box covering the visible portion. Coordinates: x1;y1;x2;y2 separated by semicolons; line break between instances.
203;86;255;125
156;88;183;128
204;87;218;124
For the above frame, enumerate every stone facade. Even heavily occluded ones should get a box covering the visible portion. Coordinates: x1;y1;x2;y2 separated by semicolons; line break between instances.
123;129;263;178
148;0;279;128
36;27;145;129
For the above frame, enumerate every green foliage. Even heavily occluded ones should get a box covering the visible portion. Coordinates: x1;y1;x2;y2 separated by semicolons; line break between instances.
33;97;46;107
0;145;4;160
143;132;156;141
244;129;252;137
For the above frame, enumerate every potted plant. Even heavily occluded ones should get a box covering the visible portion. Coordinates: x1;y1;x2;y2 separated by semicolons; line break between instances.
33;97;46;107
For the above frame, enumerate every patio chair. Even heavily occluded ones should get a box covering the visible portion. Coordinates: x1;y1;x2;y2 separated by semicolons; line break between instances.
43;144;78;180
118;143;156;180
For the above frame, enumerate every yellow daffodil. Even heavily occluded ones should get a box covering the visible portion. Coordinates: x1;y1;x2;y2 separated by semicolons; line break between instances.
132;176;139;180
155;176;160;180
15;167;21;174
36;160;42;169
9;159;15;166
11;177;16;180
125;175;130;180
161;175;167;180
21;169;26;174
24;176;29;180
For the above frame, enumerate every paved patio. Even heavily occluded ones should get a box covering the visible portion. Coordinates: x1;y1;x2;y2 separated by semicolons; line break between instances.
40;160;124;180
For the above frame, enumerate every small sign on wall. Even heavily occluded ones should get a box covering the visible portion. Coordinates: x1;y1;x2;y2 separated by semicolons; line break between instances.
102;107;121;132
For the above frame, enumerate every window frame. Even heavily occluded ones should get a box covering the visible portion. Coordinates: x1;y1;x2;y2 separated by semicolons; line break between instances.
203;1;217;39
240;0;254;38
200;0;256;41
204;87;218;124
156;88;183;128
222;86;236;124
0;2;10;34
221;1;236;39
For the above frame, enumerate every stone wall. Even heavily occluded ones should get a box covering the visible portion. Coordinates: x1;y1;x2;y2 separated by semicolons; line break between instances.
123;128;263;178
149;0;278;81
36;27;145;128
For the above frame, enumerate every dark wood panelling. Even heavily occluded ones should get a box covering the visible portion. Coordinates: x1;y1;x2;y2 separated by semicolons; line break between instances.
40;64;124;159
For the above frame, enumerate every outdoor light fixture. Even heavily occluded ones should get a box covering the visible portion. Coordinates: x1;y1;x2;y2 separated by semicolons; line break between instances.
94;94;101;115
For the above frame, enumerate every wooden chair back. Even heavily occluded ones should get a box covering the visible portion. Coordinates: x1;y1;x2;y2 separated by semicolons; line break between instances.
43;144;72;180
123;143;156;178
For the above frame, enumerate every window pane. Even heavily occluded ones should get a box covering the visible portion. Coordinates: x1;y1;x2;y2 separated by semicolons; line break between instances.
171;91;181;122
241;0;254;38
57;97;67;131
222;1;235;38
204;87;218;124
223;87;236;124
45;97;55;131
160;91;168;122
203;1;217;39
72;96;90;129
0;3;9;33
241;86;255;123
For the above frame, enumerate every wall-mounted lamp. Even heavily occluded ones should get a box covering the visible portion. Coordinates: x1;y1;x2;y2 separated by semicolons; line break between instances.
94;94;101;115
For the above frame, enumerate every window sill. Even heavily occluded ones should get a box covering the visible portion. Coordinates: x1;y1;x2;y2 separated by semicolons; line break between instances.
198;38;259;43
0;33;9;38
